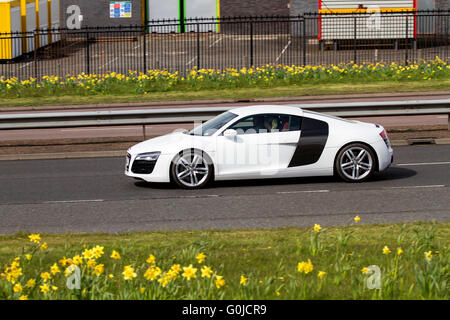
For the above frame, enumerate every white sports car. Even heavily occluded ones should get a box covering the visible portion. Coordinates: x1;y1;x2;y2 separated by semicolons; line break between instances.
125;105;393;189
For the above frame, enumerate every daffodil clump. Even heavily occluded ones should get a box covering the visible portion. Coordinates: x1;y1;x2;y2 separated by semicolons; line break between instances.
0;57;448;98
0;220;448;300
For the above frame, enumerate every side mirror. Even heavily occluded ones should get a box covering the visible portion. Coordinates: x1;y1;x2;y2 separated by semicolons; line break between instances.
223;129;237;138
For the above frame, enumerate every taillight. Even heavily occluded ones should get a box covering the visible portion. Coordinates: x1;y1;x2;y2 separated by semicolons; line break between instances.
380;129;390;147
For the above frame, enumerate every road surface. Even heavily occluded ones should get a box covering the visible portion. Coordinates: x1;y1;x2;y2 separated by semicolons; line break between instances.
0;144;449;234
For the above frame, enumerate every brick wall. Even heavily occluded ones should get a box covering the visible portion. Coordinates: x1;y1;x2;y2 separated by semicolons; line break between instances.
436;0;450;9
289;0;318;15
219;0;289;17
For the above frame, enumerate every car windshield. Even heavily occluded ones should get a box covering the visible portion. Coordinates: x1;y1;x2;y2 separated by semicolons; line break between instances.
188;111;238;136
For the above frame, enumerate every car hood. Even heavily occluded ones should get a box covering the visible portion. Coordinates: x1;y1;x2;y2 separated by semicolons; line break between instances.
128;132;214;155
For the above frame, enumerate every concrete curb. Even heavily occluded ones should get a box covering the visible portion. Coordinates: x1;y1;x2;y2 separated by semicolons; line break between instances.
0;151;125;161
1;138;449;161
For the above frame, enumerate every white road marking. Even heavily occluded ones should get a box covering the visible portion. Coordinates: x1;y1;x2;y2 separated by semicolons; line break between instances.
388;185;445;189
397;161;450;166
186;38;223;66
19;62;33;70
43;199;105;204
179;195;219;199
275;39;292;63
277;190;330;194
102;57;119;69
209;37;223;48
186;56;196;66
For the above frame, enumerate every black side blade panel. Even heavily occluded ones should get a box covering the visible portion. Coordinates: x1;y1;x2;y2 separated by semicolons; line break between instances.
288;117;329;167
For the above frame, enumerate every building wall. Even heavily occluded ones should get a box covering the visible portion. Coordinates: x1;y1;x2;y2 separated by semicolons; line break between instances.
58;0;449;29
219;0;289;17
290;0;318;15
436;0;450;9
290;0;449;15
60;0;143;28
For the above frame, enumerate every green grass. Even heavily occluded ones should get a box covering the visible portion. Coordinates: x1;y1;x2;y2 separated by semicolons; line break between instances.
1;221;449;300
1;59;449;108
1;79;449;108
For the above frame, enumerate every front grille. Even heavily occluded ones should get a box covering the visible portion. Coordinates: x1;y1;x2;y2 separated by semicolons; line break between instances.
131;160;157;174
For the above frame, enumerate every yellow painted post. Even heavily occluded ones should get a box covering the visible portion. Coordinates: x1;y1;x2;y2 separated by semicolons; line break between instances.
0;1;13;59
141;0;145;25
35;0;39;48
216;0;220;33
20;0;27;52
47;0;51;44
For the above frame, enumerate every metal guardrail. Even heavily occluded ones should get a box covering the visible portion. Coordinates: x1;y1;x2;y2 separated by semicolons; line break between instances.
0;100;449;131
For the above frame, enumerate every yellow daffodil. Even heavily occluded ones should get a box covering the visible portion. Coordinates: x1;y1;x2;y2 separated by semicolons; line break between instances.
82;249;95;260
110;250;121;260
122;265;137;280
196;253;206;264
91;245;104;259
182;265;197;280
144;266;162;281
240;275;248;286
297;259;314;274
86;259;97;269
26;279;36;288
313;224;322;232
93;264;104;276
215;275;226;289
425;251;432;261
40;284;50;294
40;272;51;282
201;266;213;278
28;234;41;244
171;264;181;274
354;216;360;223
318;271;326;279
13;283;23;293
146;254;156;264
383;246;391;255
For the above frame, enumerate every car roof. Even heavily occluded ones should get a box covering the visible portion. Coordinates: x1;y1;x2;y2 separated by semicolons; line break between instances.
230;105;304;117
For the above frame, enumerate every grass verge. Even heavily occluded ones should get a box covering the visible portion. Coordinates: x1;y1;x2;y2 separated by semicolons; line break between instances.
1;80;449;108
1;221;449;300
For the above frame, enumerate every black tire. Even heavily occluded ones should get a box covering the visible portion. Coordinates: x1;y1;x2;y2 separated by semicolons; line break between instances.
335;143;376;183
171;149;214;189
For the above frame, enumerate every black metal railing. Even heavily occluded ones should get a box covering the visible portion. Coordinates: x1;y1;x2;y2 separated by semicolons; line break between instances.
0;11;449;80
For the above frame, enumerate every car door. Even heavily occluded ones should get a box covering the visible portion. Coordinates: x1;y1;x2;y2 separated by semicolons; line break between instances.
215;114;302;178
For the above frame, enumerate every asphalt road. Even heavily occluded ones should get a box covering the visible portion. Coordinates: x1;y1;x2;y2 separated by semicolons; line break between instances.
0;144;449;234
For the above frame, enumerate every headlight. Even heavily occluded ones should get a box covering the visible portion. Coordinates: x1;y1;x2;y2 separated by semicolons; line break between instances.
135;152;161;161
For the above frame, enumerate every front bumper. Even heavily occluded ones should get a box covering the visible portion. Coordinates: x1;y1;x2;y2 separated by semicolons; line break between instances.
125;152;172;183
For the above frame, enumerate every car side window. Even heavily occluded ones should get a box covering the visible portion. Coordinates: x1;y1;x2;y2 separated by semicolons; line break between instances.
227;114;302;135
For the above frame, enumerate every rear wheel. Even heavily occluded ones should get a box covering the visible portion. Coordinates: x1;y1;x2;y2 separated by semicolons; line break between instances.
335;143;376;182
171;150;213;189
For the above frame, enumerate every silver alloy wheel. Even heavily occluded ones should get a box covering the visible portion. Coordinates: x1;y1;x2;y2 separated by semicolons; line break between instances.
339;146;373;181
174;153;209;187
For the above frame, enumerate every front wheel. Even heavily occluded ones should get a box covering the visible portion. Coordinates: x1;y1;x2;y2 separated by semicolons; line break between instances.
335;143;376;182
171;150;213;189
